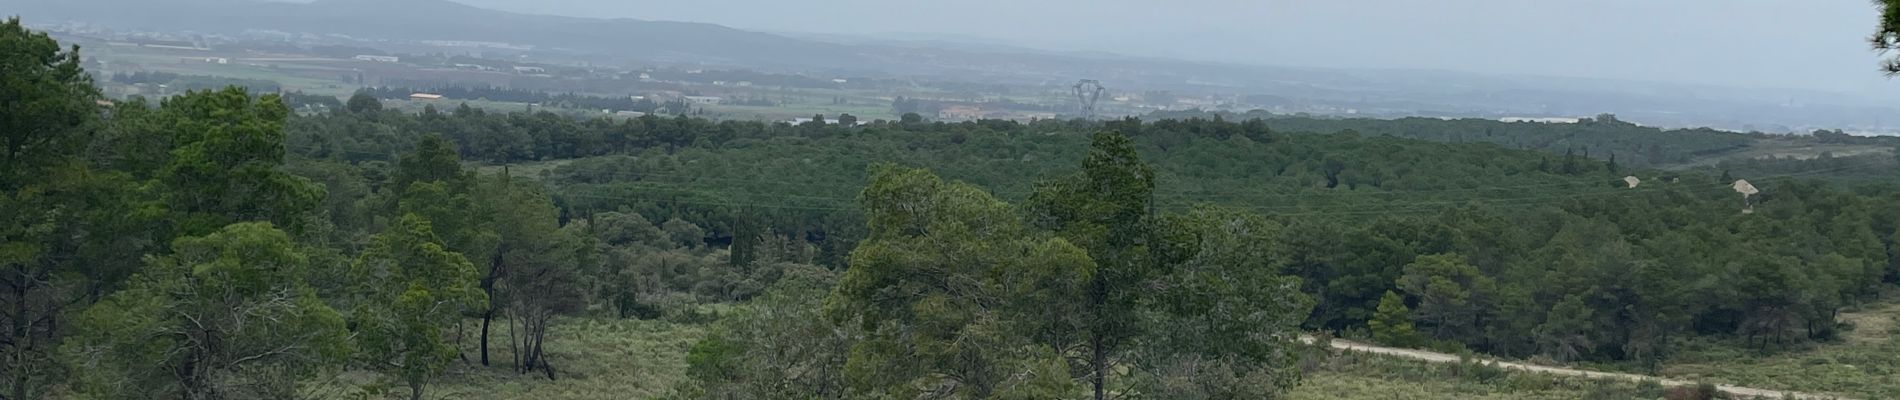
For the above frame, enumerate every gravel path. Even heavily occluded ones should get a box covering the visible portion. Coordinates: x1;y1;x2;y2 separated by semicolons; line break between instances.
1305;336;1848;400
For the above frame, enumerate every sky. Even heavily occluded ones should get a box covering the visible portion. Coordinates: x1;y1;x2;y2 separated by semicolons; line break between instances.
438;0;1900;95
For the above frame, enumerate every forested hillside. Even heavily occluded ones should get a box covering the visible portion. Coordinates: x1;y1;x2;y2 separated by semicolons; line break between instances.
1151;109;1900;169
7;19;1900;399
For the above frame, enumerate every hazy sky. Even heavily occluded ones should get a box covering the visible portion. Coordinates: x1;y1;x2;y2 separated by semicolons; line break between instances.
447;0;1896;94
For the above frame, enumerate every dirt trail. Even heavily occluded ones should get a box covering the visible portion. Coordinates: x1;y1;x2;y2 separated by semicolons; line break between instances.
1303;336;1849;400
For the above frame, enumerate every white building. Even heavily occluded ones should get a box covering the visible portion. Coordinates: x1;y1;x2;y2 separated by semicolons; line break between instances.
353;55;400;63
1499;117;1582;124
453;63;497;72
684;96;722;105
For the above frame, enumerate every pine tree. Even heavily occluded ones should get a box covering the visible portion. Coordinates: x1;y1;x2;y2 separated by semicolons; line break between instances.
1371;291;1420;347
1561;148;1580;175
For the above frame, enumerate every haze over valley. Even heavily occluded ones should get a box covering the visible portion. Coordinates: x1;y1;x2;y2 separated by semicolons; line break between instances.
11;0;1900;133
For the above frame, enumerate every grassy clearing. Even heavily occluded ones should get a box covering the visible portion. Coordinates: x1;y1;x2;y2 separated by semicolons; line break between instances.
1653;301;1900;399
397;315;1691;400
426;317;705;400
336;300;1887;400
404;316;1740;400
471;159;574;180
1289;351;1674;400
1663;138;1893;169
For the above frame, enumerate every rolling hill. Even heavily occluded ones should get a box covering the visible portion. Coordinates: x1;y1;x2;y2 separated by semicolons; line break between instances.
4;0;871;68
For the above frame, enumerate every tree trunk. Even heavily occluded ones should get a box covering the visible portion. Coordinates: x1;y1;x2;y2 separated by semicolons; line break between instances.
479;243;507;366
524;316;541;376
479;311;493;366
507;312;521;371
1090;273;1107;400
408;382;423;400
456;320;469;363
11;267;30;400
1091;332;1106;400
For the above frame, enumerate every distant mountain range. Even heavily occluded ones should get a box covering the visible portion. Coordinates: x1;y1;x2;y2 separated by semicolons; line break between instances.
10;0;1900;132
5;0;873;68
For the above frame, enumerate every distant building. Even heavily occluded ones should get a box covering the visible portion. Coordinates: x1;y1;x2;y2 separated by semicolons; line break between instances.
938;105;983;120
513;66;546;74
1499;117;1581;124
684;96;722;105
453;63;497;72
409;93;444;101
353;55;400;63
831;78;849;84
1018;112;1058;121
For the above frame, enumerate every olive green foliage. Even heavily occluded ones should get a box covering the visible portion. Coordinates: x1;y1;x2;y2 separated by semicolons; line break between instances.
346;90;383;114
827;164;1094;399
394;135;473;194
661;217;705;250
1535;295;1595;363
1;17;111;400
1131;207;1315;399
0;17;97;186
157;87;324;237
350;214;487;400
62;223;349;400
686;265;854;399
821;136;1317;399
1142;111;1781;169
1397;254;1495;342
493;183;595;375
1025;132;1161;400
1370;291;1421;348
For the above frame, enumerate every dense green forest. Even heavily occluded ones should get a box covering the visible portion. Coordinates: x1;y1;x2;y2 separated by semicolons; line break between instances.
1149;109;1900;169
7;18;1900;399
